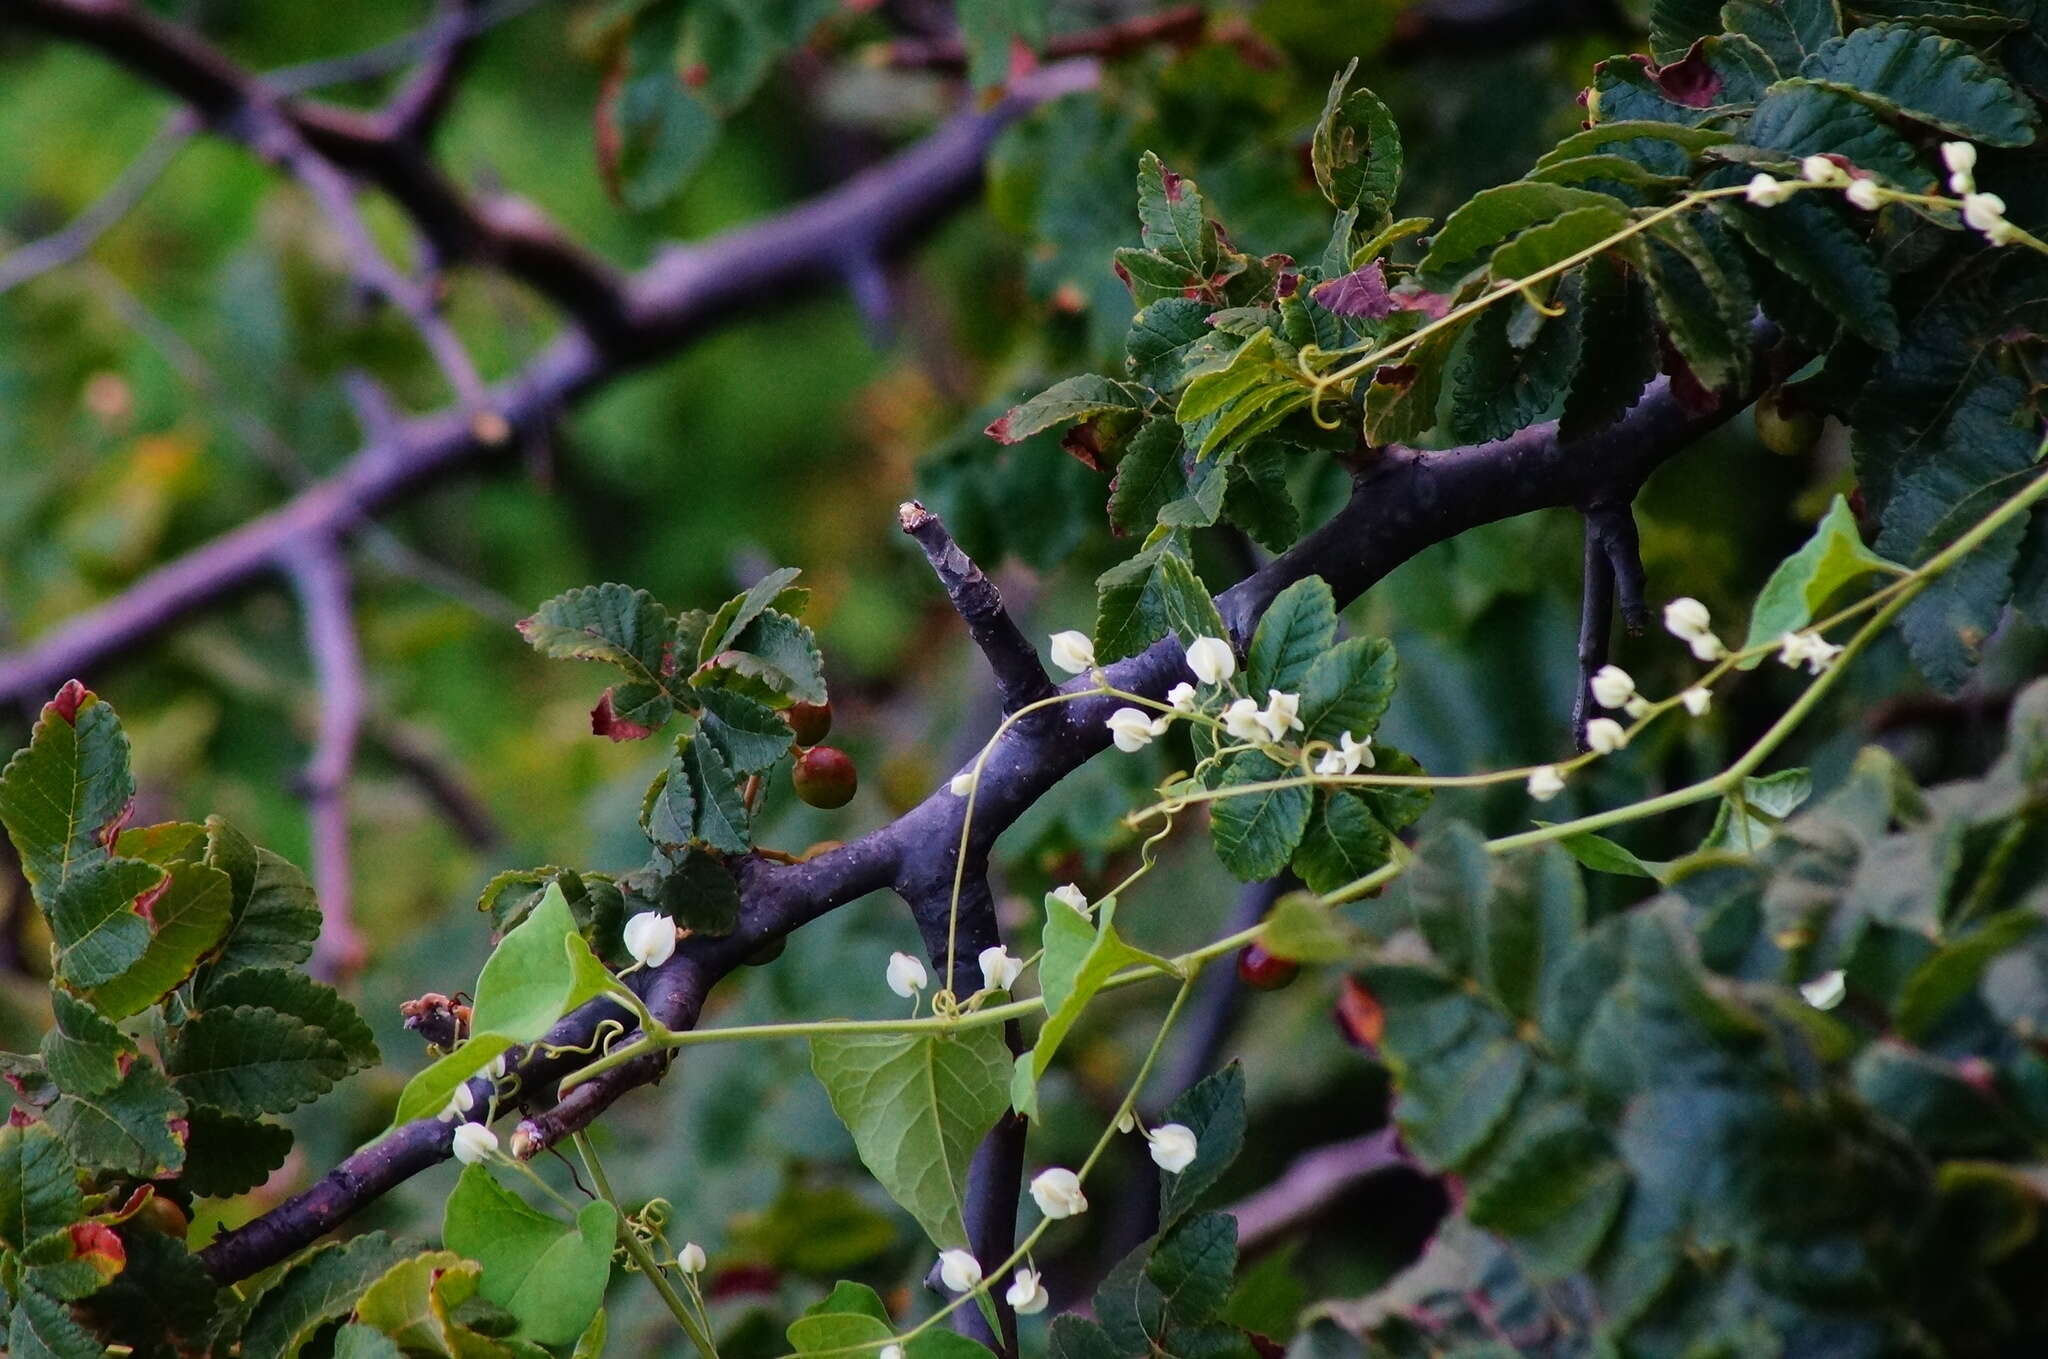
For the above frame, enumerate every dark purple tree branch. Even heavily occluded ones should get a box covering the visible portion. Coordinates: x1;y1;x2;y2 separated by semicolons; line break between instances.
0;110;194;296
1227;1127;1415;1253
1572;521;1618;748
901;501;1059;716
380;0;487;145
284;542;370;982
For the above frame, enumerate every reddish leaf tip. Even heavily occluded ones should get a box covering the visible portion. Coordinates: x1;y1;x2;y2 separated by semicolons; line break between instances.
591;690;656;742
48;679;91;725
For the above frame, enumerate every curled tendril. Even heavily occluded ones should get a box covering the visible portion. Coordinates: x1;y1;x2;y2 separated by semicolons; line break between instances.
533;1016;630;1063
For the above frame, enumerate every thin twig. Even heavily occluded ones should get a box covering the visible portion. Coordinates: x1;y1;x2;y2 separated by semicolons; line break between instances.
283;542;370;981
879;5;1206;71
0;112;195;296
1572;519;1616;749
1227;1127;1415;1253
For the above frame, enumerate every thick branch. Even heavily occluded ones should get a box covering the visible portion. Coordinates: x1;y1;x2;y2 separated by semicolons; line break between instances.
901;501;1058;715
1572;524;1615;748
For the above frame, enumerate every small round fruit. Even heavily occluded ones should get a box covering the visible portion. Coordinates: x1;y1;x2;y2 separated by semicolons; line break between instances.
1754;388;1823;457
134;1193;190;1239
1236;943;1300;992
792;746;858;809
745;935;787;966
786;700;833;747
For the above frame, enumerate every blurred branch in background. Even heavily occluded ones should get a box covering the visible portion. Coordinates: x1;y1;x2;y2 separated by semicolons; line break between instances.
1227;1127;1415;1255
284;541;370;982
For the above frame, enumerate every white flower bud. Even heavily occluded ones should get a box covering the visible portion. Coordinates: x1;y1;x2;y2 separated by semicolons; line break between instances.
1845;177;1882;211
679;1242;707;1274
1682;686;1712;716
937;1249;983;1293
1801;969;1846;1010
881;1346;904;1359
1624;695;1653;719
1221;698;1268;743
1048;631;1096;675
453;1082;475;1113
451;1123;498;1165
1007;1268;1050;1315
1184;636;1237;686
1257;690;1304;742
623;910;677;969
1963;191;2009;240
1527;765;1566;801
1942;140;1977;195
949;770;975;797
1166;682;1199;713
1801;154;1842;184
1106;707;1159;752
1030;1167;1089;1219
979;946;1023;993
1777;630;1843;674
1050;884;1090;915
1115;1109;1135;1134
1745;174;1791;206
1688;632;1728;662
1585;718;1628;755
1146;1123;1199;1174
1663;597;1712;638
886;951;928;998
1589;665;1635;710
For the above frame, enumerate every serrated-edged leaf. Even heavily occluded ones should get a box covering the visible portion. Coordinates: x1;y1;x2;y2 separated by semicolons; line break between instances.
200;969;379;1071
47;857;160;990
209;841;322;978
1464;1114;1628;1280
1094;541;1226;664
1256;890;1363;965
701;566;804;662
89;857;234;1020
164;1004;348;1117
1210;752;1312;882
1724;0;1842;72
1652;0;1726;58
1297;636;1398;745
521;583;683;724
1742;493;1904;656
988;375;1145;446
0;685;132;901
704;608;827;706
1126;300;1224;392
677;732;751;854
1801;21;2038;145
1291;792;1394;897
39;989;133;1095
1135;151;1216;275
1744;81;1936;188
1419;183;1629;289
0;1121;83;1251
1489;206;1632;283
444;1165;617;1346
78;1226;222;1353
8;1287;104;1359
46;1057;185;1177
699;689;793;774
1248;576;1338;696
1535;120;1736;172
807;1027;1012;1250
1109;417;1186;536
1312;60;1403;218
1176;330;1312;461
625;846;742;937
1115;247;1208;307
1561;252;1659;440
1145;1212;1238;1328
1222;440;1299;552
1395;1033;1534;1169
1711;181;1897;347
1445;283;1585;445
1159;1064;1247;1230
1034;895;1151;1084
238;1232;421;1359
1641;215;1754;392
181;1107;293;1197
1363;322;1461;446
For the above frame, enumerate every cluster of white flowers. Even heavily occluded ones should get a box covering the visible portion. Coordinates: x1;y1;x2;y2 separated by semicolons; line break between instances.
1220;690;1302;744
1749;141;2021;248
1663;597;1726;662
1777;629;1843;673
1315;730;1374;776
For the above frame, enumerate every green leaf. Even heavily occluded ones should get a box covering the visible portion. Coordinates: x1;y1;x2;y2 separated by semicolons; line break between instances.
520;583;685;728
39;989;133;1095
1223;441;1301;553
1444;285;1584;445
604;8;718;210
1801;22;2038;145
1312;60;1403;219
1723;0;1841;71
1297;636;1398;745
1640;214;1755;393
1651;0;1726;58
89;857;234;1020
1135;151;1216;275
1126;300;1225;393
0;1122;83;1252
0;684;132;901
1561;251;1659;439
958;0;1047;90
807;1027;1013;1251
164;1004;349;1117
181;1108;293;1197
988;375;1145;446
238;1232;421;1359
471;884;616;1044
1534;120;1735;171
1363;323;1460;445
1256;891;1363;964
1144;1212;1238;1330
1210;752;1312;882
8;1288;105;1359
1743;82;1935;188
677;732;751;854
1711;182;1897;348
1418;183;1630;289
1158;1064;1247;1231
1464;1116;1628;1280
1487;206;1630;284
350;1250;482;1356
1558;831;1665;880
1108;418;1186;536
1290;793;1394;898
388;1035;513;1130
207;831;322;977
1247;576;1338;697
1032;894;1152;1085
1175;330;1312;461
1094;542;1227;664
703;608;827;706
701;566;805;664
46;858;161;990
443;1165;618;1345
699;689;794;774
1741;493;1904;657
200;968;379;1072
46;1058;186;1177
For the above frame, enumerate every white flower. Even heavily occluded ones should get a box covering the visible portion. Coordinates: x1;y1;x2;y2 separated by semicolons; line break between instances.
453;1083;475;1113
1663;597;1727;660
1050;884;1090;915
1585;718;1628;755
1107;707;1160;752
1777;630;1843;674
1589;665;1635;710
1845;177;1882;211
937;1249;983;1293
679;1242;707;1274
1049;631;1096;675
881;1347;904;1359
1682;686;1712;716
1221;697;1268;743
1745;174;1791;206
1115;1109;1135;1134
1942;140;1977;195
1624;695;1653;719
1030;1167;1089;1219
1258;690;1304;743
1686;631;1728;662
1184;636;1237;686
623;910;676;969
488;1054;507;1078
1316;730;1374;776
1801;154;1842;184
886;951;929;998
1166;681;1199;712
1527;765;1566;801
1963;191;2012;244
979;946;1023;993
451;1123;498;1165
1801;969;1847;1010
1007;1268;1050;1315
1146;1123;1199;1174
949;770;974;797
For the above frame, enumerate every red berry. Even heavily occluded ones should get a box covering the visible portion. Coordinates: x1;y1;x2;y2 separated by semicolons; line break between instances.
792;746;858;809
1236;943;1299;991
786;700;833;747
